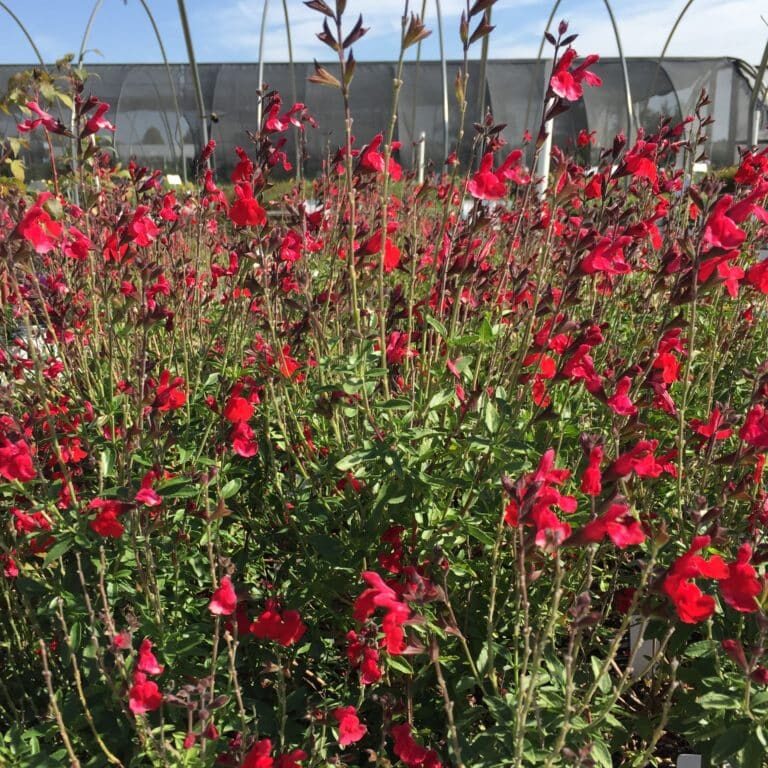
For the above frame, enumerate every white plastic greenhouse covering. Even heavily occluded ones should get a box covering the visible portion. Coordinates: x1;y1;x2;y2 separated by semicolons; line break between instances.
0;57;763;179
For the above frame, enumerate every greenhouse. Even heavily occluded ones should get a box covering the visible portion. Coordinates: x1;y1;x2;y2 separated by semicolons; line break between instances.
0;56;763;178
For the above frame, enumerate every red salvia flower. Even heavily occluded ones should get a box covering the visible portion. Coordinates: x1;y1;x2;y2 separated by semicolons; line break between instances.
12;508;51;535
574;501;645;548
702;196;746;251
135;471;162;507
385;331;417;366
242;739;274;768
607;376;638;417
231;146;255;183
159;192;178;221
550;48;601;102
741;405;768;451
62;226;93;260
229;183;266;227
468;153;508;200
720;543;762;613
127;206;160;247
16;193;63;254
81;101;116;137
333;706;367;747
17;101;68;134
230;421;259;457
690;408;732;442
2;554;19;579
250;600;307;646
580;445;603;496
663;536;729;624
722;638;748;671
353;571;411;655
346;630;382;684
137;638;164;675
580;236;632;276
359;133;402;180
275;750;307;768
128;671;163;714
224;395;254;423
209;575;238;616
152;371;187;412
606;440;665;481
621;139;659;184
0;436;35;482
390;723;442;768
504;449;576;550
88;498;130;538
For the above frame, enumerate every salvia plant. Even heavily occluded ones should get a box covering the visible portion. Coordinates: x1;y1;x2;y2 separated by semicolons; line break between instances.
2;1;768;766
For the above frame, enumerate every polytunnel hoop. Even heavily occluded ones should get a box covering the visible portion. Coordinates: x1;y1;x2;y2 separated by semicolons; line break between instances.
256;0;301;179
409;0;450;164
79;0;189;182
524;0;636;148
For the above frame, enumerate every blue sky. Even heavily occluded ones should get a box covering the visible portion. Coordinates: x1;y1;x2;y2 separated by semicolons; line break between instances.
0;0;764;65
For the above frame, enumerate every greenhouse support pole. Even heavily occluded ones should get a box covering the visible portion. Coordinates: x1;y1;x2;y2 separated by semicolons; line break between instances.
257;0;269;128
435;0;449;161
177;0;209;165
0;1;45;67
417;132;426;185
413;0;449;162
79;0;188;182
752;109;763;148
536;119;553;198
139;0;187;183
477;6;492;120
748;37;768;147
643;0;694;126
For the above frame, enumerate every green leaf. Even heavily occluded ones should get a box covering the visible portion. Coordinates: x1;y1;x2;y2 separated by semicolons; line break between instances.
479;316;494;343
711;722;750;762
589;738;612;768
56;92;74;109
335;451;366;471
428;390;454;409
387;655;413;675
591;655;611;694
484;399;500;434
44;538;73;566
589;739;613;768
426;315;448;338
697;691;736;710
9;159;24;181
68;622;82;652
684;640;713;658
162;484;200;499
466;524;495;547
308;534;345;563
220;478;242;499
99;448;114;480
743;734;766;766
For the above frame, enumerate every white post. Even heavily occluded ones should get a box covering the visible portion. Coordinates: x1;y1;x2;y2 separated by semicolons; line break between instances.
628;617;658;680
417;131;426;185
256;0;269;129
751;108;762;148
535;119;553;198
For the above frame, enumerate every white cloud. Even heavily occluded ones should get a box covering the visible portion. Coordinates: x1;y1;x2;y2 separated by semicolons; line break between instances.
198;0;767;64
484;0;766;63
197;0;469;61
